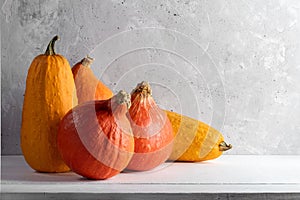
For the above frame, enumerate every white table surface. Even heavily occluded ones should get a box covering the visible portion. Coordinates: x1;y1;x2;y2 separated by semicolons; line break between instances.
1;155;300;199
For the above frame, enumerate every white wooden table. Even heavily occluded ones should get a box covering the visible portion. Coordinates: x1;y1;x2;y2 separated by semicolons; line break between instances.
1;155;300;199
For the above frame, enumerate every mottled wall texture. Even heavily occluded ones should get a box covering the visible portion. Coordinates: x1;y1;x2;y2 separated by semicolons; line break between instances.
1;0;300;155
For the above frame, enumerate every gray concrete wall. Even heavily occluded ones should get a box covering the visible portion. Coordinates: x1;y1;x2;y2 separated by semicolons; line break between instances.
1;0;300;155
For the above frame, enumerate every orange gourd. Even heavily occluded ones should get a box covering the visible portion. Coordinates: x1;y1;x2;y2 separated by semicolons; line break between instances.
126;81;174;171
72;56;113;104
166;110;232;162
57;91;134;180
21;35;77;172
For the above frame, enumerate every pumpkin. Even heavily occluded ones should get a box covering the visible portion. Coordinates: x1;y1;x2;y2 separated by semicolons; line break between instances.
21;35;77;172
57;90;134;180
72;56;113;104
126;81;174;171
166;110;232;162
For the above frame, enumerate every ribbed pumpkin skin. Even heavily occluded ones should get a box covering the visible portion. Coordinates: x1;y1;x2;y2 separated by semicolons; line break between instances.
126;82;174;171
72;58;113;104
21;53;76;172
57;92;134;180
166;110;231;162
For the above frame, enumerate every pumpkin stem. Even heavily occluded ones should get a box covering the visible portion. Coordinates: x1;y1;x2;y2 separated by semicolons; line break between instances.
81;55;94;67
219;141;232;151
131;81;152;96
114;90;131;109
45;35;60;55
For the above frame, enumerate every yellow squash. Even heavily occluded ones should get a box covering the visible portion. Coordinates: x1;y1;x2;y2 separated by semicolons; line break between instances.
21;36;77;172
166;110;232;162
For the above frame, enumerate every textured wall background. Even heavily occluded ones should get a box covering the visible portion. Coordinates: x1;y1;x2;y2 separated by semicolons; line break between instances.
1;0;300;155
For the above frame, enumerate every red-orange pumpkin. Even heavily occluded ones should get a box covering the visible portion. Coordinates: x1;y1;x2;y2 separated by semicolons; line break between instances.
57;90;134;180
126;81;174;171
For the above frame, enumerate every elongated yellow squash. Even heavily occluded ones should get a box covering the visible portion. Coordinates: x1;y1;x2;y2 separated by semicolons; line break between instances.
165;110;232;162
21;36;77;172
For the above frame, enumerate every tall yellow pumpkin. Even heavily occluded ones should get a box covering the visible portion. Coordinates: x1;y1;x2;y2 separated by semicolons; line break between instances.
21;36;77;172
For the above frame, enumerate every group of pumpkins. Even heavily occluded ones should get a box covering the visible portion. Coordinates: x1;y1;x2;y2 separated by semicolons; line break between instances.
21;36;232;180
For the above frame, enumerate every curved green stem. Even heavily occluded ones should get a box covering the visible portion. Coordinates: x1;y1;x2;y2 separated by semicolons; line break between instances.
45;35;60;55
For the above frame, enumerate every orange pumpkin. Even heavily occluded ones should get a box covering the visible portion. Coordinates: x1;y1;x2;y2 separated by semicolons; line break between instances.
72;56;113;104
126;81;174;171
57;91;134;179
